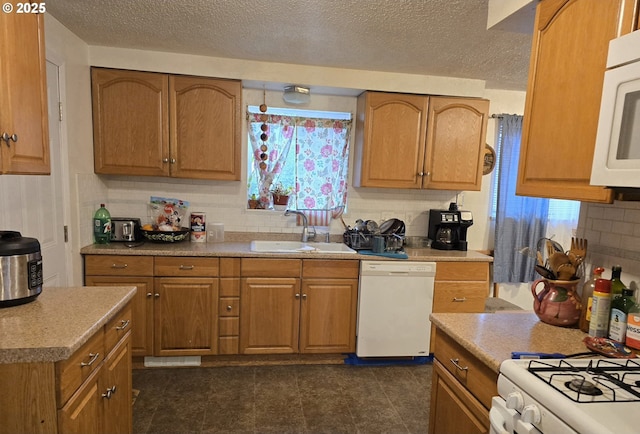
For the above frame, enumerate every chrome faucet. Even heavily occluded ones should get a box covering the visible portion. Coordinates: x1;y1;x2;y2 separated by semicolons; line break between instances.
284;210;316;242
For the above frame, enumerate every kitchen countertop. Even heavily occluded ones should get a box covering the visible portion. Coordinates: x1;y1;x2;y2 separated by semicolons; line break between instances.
0;286;136;364
80;234;492;262
430;312;589;373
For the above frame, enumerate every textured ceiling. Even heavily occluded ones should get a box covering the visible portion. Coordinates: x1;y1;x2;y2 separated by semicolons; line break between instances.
45;0;533;91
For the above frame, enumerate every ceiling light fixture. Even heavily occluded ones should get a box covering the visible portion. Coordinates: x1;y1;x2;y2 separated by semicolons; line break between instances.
283;85;310;104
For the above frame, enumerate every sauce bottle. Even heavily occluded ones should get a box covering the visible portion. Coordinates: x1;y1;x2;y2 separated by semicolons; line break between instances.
579;267;604;333
589;279;611;338
626;298;640;351
611;265;626;297
609;288;635;343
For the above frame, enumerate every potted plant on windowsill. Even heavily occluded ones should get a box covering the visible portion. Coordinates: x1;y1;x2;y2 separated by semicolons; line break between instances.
270;182;292;209
247;194;262;209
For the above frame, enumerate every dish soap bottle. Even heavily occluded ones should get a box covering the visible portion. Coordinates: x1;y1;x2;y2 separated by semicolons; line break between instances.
626;294;640;350
609;288;635;343
93;203;111;244
579;267;604;333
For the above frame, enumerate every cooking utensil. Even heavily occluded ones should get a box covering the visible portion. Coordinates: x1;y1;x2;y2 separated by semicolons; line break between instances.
365;220;379;234
511;351;596;359
379;218;405;235
547;251;571;273
353;219;365;232
556;263;577;280
570;237;588;260
535;264;556;279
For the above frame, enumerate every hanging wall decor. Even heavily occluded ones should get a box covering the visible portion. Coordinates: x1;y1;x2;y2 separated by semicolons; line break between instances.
259;90;268;171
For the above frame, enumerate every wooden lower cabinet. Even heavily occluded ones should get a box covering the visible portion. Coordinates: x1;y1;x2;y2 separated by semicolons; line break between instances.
0;303;133;434
430;360;488;434
429;331;496;434
59;333;132;434
239;258;359;354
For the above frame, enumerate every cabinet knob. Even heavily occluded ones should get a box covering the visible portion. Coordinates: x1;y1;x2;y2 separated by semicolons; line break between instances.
295;293;300;299
418;172;424;176
162;158;169;163
154;293;160;298
146;292;153;297
1;132;18;145
302;294;307;300
170;158;176;164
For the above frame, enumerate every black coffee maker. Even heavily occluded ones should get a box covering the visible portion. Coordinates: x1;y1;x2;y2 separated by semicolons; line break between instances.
428;203;473;251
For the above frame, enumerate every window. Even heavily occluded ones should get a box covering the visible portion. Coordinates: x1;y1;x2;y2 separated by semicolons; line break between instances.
247;106;352;215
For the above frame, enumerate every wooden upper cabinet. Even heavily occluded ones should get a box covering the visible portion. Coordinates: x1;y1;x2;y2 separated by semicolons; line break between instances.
91;68;242;180
424;97;489;191
353;91;488;190
170;76;241;180
354;91;428;188
517;0;637;203
91;68;169;176
0;8;49;175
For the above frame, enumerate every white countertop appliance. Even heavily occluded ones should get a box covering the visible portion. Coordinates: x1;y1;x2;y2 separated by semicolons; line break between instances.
491;358;640;434
356;261;435;357
591;29;640;187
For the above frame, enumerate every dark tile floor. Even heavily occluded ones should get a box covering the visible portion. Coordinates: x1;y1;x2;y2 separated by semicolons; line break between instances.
132;363;432;434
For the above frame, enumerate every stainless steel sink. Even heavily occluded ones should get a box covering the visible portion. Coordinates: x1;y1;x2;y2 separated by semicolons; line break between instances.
250;240;356;254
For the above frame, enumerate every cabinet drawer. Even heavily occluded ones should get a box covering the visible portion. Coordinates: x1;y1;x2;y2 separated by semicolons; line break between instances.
435;262;489;281
219;297;239;317
219;317;239;336
434;332;496;410
433;282;487;313
155;256;219;277
220;258;241;277
241;258;301;277
104;303;132;355
302;259;359;279
85;255;153;276
218;336;239;355
56;329;105;406
219;278;240;297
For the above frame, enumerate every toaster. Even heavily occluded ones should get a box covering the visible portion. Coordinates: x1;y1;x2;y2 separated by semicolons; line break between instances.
111;217;142;242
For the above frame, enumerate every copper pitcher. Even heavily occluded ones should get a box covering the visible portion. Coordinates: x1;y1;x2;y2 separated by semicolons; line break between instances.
532;278;582;327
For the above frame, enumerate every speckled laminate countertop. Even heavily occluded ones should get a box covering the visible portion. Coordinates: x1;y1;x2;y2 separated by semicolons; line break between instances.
0;286;136;364
80;237;492;262
430;312;589;373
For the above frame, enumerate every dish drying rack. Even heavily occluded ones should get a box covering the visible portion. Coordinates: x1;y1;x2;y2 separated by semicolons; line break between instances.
343;230;405;251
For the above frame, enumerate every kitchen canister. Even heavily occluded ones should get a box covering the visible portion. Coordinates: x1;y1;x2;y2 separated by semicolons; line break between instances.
190;212;206;242
209;223;224;243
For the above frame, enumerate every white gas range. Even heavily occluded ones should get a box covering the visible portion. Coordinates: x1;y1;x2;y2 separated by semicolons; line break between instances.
492;358;640;434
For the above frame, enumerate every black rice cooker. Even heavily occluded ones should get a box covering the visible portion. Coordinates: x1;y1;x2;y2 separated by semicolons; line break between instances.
0;231;43;307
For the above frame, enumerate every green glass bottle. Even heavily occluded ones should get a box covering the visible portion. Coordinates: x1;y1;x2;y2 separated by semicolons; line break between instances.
93;203;111;244
609;288;636;343
611;265;626;297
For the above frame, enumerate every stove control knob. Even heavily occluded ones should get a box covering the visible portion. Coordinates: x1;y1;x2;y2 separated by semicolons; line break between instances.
522;404;541;425
506;391;524;411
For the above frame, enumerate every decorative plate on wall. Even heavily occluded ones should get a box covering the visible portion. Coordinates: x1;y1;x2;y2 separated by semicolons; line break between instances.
483;144;496;175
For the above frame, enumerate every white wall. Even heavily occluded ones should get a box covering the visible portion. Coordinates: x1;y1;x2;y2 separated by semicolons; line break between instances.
33;15;527;285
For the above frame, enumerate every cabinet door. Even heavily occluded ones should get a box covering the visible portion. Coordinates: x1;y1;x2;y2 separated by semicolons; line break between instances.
154;277;218;356
424;97;489;191
353;92;429;188
239;278;301;354
91;68;169;176
85;276;155;357
101;334;132;434
169;76;241;180
429;360;488;434
58;368;102;434
0;7;49;174
299;278;358;353
517;0;636;203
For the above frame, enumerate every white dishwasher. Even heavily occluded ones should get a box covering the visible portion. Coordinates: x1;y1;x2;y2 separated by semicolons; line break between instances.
356;261;436;357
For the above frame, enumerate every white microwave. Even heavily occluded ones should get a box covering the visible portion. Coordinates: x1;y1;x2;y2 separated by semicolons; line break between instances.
591;30;640;188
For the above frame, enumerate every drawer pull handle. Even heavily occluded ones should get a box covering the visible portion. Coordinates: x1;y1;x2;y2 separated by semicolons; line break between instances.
450;358;469;372
452;297;467;302
226;305;233;311
111;263;128;269
116;319;130;330
102;386;116;399
81;352;100;367
179;265;194;270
